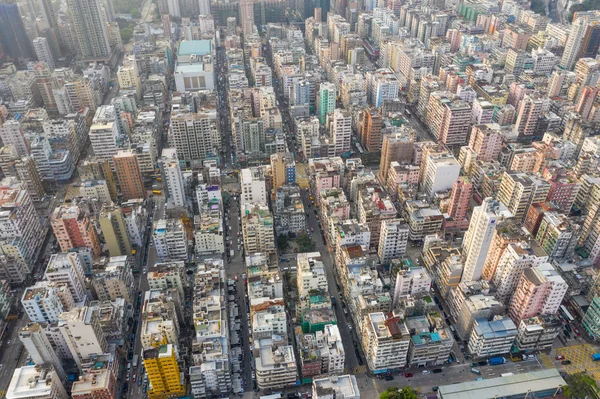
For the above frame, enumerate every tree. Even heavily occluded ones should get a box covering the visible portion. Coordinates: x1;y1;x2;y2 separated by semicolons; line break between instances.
277;234;289;252
120;27;133;42
379;386;418;399
564;373;598;399
296;232;315;252
130;7;141;18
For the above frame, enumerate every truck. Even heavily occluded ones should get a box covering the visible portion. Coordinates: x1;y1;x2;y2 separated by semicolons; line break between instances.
230;249;234;257
489;357;506;366
592;353;600;361
132;355;139;368
501;373;514;377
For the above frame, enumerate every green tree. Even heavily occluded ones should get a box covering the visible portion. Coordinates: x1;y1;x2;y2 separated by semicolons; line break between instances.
564;373;598;399
130;7;141;18
379;386;418;399
296;232;315;252
277;234;289;252
120;27;133;42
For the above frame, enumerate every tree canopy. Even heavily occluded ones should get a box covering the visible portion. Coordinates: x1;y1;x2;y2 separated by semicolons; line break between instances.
379;386;419;399
564;373;598;399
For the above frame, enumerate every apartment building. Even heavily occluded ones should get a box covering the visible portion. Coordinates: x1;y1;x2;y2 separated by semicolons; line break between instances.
44;253;87;302
536;212;579;260
147;261;186;302
357;186;397;250
308;157;344;198
497;172;551;220
71;357;118;399
51;204;101;257
240;167;268;210
508;263;567;324
255;344;298;390
153;219;188;262
57;307;108;368
406;314;454;367
392;267;431;307
242;203;275;254
113;150;146;200
141;289;180;348
91;256;134;303
312;375;360;399
361;312;410;372
143;345;185;399
22;282;68;323
421;153;461;197
378;129;415;183
378;219;409;264
514;315;562;352
6;365;68;399
99;203;133;257
160;149;186;208
467;317;518;358
403;200;444;241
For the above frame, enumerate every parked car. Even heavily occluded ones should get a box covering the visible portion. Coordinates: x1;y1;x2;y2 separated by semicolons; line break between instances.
422;370;430;375
404;373;414;378
561;360;572;365
433;369;443;373
385;375;394;381
555;355;565;360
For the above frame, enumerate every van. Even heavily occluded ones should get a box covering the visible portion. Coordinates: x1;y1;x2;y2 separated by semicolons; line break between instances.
471;368;481;375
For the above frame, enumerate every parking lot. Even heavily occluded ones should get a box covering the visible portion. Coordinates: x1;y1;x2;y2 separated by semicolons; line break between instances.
557;344;600;380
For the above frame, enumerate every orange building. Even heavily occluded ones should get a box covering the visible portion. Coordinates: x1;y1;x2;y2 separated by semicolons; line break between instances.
113;150;146;200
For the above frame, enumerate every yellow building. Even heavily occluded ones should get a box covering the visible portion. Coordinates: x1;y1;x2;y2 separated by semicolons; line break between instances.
143;345;185;399
98;203;132;256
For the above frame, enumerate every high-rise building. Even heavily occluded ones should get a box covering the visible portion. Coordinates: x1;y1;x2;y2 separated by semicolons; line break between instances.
367;69;400;107
378;219;409;264
492;241;548;304
22;282;68;323
89;123;119;163
0;178;44;284
159;149;185;208
270;153;296;190
33;37;55;70
66;0;112;60
360;109;383;152
378;129;415;182
51;204;102;257
199;0;211;16
468;124;504;162
361;312;410;371
240;167;267;209
242;203;275;254
99;203;133;257
113;150;146;200
79;157;118;201
0;120;30;157
318;83;336;124
44;253;87;302
444;177;473;231
560;11;600;70
153;219;189;262
330;108;352;156
57;307;107;368
497;172;551;221
15;156;45;202
169;109;220;166
514;94;550;137
117;56;142;99
0;3;34;64
143;345;185;399
6;365;68;399
240;0;255;35
462;199;512;283
508;263;567;324
18;323;67;382
422;152;461;197
71;356;118;399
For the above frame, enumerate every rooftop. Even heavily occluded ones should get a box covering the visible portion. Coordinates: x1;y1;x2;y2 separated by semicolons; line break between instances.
178;40;212;56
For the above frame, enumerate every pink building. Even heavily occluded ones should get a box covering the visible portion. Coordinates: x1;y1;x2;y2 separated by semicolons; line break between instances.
543;167;581;213
469;124;504;162
508;263;567;324
309;157;344;198
444;176;473;231
51;204;102;257
386;162;420;198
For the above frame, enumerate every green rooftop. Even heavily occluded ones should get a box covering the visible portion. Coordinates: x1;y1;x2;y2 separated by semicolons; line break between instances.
178;40;212;56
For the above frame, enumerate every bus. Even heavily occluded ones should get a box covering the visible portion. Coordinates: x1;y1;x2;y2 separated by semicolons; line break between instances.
560;305;575;322
152;190;162;195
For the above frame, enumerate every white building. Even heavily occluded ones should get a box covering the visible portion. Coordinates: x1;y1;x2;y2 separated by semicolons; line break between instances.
461;199;512;283
367;68;399;107
160;149;186;208
89;122;118;163
174;40;215;92
169;108;220;167
297;252;328;308
378;219;409;263
153;219;188;262
0;120;29;157
312;375;360;399
330;108;352;156
57;307;107;368
422;153;461;197
79;180;111;203
240;167;267;210
33;37;55;70
242;203;275;254
255;344;298;390
44;253;87;302
18;323;67;382
22;282;67;323
392;267;431;307
467;317;518;358
6;365;68;399
361;312;410;372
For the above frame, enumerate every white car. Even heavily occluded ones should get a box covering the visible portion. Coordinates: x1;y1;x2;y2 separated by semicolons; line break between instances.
422;370;430;375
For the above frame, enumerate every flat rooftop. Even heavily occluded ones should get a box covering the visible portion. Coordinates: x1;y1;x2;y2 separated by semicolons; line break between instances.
438;369;566;399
